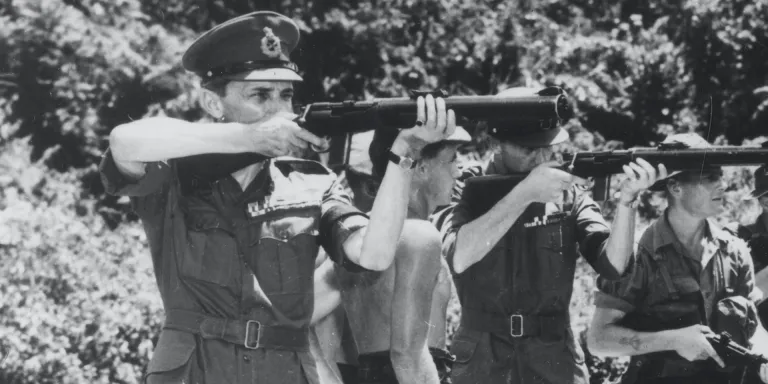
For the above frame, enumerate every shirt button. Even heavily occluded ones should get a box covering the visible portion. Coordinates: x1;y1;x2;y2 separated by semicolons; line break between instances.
243;355;251;363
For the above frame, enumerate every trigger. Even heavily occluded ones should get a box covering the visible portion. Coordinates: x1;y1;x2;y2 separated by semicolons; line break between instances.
311;141;331;153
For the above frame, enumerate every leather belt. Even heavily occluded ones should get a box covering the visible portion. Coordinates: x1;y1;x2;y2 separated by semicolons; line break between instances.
462;308;567;339
163;309;309;351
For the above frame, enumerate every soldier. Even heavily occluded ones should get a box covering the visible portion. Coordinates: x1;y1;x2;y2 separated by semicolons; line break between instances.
101;11;456;384
587;133;768;384
430;87;666;384
735;166;768;326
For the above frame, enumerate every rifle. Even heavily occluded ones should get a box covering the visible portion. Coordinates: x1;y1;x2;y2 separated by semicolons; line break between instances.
297;87;572;137
178;87;573;182
708;332;768;370
462;141;768;213
615;307;766;383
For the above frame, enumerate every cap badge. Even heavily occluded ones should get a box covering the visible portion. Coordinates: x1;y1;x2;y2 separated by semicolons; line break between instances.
260;27;282;58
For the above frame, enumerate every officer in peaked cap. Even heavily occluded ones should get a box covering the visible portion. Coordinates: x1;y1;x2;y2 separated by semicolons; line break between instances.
99;10;457;384
429;86;669;384
183;11;303;84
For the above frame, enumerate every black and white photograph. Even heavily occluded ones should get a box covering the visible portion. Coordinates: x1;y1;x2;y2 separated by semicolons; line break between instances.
1;1;768;383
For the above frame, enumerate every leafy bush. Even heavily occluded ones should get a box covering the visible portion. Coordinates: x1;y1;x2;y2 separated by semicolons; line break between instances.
0;139;162;384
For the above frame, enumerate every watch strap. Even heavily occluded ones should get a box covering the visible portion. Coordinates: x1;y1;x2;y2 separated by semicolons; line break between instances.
387;151;417;169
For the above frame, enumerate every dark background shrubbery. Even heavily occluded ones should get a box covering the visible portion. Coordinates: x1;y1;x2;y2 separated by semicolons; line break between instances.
1;0;768;383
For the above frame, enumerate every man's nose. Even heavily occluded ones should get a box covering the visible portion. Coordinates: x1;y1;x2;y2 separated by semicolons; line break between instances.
718;177;728;191
270;100;293;114
279;100;293;111
452;164;462;179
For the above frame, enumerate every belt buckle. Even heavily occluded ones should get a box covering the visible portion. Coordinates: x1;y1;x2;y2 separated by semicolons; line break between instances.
510;314;524;338
244;320;262;349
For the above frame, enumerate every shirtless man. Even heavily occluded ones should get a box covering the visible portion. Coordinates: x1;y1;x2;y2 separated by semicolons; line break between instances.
312;127;471;384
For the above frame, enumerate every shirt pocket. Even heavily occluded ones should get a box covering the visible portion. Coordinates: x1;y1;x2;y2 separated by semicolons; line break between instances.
671;276;701;294
249;204;321;296
531;219;575;291
180;207;240;287
644;276;703;328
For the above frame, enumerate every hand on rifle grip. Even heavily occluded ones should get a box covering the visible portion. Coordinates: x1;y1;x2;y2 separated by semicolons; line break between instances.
310;140;332;153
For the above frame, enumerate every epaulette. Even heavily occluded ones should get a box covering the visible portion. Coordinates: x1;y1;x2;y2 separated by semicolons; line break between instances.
273;156;333;175
636;223;660;261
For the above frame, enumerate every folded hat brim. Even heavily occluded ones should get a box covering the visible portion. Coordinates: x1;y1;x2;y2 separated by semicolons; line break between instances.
227;68;303;82
443;126;472;144
648;170;684;192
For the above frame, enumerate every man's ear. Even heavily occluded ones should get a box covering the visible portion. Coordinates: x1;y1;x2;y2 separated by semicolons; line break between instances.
415;159;431;178
667;179;682;197
199;88;225;120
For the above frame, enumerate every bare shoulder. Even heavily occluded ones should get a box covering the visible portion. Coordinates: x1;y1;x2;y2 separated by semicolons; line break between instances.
399;219;442;251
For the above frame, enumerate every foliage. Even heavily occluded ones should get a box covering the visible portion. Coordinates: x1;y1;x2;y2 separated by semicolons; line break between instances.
2;0;768;383
0;140;162;384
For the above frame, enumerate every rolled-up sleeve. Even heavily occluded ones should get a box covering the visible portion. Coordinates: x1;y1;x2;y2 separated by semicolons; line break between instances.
99;149;172;197
437;200;472;276
574;194;619;279
318;176;369;272
594;248;650;313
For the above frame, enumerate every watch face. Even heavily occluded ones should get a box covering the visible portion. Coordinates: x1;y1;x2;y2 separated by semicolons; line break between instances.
400;157;414;169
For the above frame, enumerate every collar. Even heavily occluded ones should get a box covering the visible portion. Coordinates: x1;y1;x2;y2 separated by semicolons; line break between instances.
641;209;729;263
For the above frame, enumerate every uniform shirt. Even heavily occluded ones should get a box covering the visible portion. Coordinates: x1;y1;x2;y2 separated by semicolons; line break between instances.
596;211;762;325
429;161;617;384
431;162;620;285
100;151;367;384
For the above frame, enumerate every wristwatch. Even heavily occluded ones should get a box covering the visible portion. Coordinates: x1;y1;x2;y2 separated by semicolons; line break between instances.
388;151;417;170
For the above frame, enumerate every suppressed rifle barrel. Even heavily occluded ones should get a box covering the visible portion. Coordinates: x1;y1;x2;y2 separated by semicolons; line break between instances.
301;93;572;137
564;146;768;179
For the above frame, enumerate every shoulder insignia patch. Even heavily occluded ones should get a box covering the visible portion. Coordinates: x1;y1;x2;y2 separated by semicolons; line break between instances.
273;157;332;175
